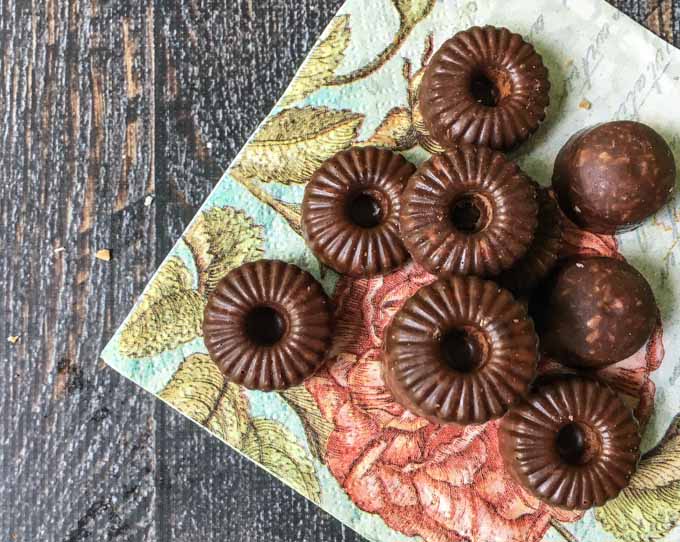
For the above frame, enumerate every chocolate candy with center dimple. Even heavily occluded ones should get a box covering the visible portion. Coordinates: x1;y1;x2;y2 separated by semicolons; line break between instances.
203;260;333;391
499;377;641;510
419;25;551;151
384;275;538;425
542;256;657;368
302;147;416;278
553;121;676;234
498;185;563;295
399;145;539;278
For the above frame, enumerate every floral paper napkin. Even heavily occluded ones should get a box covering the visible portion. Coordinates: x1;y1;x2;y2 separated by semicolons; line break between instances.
101;1;680;541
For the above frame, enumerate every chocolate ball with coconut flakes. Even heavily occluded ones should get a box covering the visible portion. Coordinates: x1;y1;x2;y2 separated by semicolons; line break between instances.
542;257;657;369
553;121;676;234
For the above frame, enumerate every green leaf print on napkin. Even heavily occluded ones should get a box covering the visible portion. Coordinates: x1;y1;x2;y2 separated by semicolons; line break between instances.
392;0;436;29
229;107;363;236
183;206;264;295
119;206;264;359
596;414;680;541
230;107;363;185
280;15;352;107
278;0;434;101
119;257;205;358
281;385;334;460
159;353;250;448
327;0;435;87
243;418;322;503
361;33;445;154
362;107;418;151
159;355;322;503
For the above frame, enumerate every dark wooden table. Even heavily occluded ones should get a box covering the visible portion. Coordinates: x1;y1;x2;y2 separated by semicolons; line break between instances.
1;1;677;540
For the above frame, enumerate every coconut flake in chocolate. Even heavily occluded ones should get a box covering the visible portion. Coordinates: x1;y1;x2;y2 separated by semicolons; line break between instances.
542;256;657;368
553;121;676;234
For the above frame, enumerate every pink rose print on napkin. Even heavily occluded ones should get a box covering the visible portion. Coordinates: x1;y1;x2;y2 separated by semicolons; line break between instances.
306;206;665;542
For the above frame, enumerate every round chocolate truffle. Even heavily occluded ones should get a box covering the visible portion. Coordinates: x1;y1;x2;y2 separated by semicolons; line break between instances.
553;121;676;234
203;260;333;391
498;185;563;294
400;145;539;278
499;377;641;510
419;25;550;152
384;275;538;425
543;257;657;368
302;147;416;277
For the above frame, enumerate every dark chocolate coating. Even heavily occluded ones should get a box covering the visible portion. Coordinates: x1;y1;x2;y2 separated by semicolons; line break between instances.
384;275;538;425
419;25;550;151
203;260;333;391
543;257;656;368
498;185;563;294
400;145;539;277
499;378;641;510
302;147;416;277
553;121;676;234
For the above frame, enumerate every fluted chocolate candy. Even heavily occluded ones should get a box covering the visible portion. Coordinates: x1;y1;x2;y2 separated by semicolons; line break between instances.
498;184;563;295
543;256;656;368
302;147;416;278
420;25;550;152
400;145;539;278
384;275;538;425
553;121;676;234
499;378;641;510
203;260;333;391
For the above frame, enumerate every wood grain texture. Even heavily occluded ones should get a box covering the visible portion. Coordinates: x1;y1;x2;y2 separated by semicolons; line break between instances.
153;2;354;540
0;0;158;541
0;1;676;541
